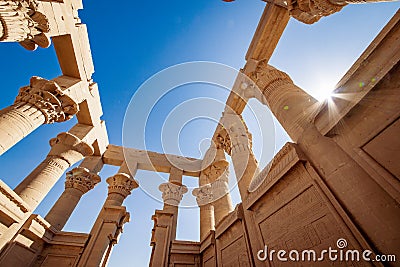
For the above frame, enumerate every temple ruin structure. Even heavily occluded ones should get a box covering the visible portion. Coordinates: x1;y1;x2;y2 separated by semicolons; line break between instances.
0;0;399;266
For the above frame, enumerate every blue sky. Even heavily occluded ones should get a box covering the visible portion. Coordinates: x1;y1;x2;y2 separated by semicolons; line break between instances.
0;1;399;266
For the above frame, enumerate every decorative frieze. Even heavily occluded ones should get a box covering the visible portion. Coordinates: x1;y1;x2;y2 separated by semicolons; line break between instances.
0;0;50;50
15;76;79;124
158;182;188;206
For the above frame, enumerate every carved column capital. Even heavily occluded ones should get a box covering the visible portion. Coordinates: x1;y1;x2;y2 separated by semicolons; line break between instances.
65;167;101;194
0;0;51;50
210;178;229;201
219;112;253;155
15;77;79;124
289;0;344;24
49;132;94;165
215;132;232;156
106;173;139;199
248;60;293;98
201;145;228;170
158;182;188;206
192;184;213;206
202;158;229;183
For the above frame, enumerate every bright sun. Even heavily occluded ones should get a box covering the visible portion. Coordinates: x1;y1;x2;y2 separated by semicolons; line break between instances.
315;88;334;102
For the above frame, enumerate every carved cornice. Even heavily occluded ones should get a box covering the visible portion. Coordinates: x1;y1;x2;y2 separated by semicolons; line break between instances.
0;181;29;213
0;0;50;50
158;182;188;206
65;167;101;194
106;173;139;198
49;132;94;165
15;76;79;124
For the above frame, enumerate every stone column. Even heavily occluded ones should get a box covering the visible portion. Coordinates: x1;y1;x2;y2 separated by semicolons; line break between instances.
159;182;187;225
44;167;100;230
14;131;93;210
0;77;79;156
218;113;260;201
244;60;318;142
77;167;138;267
247;60;400;258
149;168;187;267
210;175;233;226
201;146;234;225
0;0;51;50
192;184;215;240
160;167;187;211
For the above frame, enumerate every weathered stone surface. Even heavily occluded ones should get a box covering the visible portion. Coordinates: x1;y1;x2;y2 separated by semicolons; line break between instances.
0;2;398;267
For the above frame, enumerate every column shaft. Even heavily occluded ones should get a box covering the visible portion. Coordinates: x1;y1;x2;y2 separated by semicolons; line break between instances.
200;205;215;240
0;102;45;155
14;156;69;208
158;176;187;241
193;182;215;240
45;188;82;230
213;195;232;226
199;172;214;240
77;172;138;267
219;114;260;201
247;61;317;142
231;150;259;201
44;167;101;230
14;132;93;210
